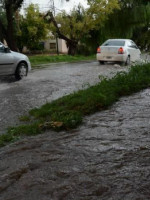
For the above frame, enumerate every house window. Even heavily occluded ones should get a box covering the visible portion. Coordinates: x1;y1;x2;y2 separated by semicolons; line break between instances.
50;43;56;50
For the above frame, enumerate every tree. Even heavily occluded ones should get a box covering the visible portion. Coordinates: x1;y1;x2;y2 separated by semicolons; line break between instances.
132;3;150;50
0;0;24;51
17;4;48;52
119;0;149;8
98;0;150;50
0;6;6;41
46;0;120;55
46;5;95;55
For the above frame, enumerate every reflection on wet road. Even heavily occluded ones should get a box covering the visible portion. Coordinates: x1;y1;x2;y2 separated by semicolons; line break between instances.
0;61;150;199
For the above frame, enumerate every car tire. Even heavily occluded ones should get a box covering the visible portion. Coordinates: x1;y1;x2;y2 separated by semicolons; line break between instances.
125;56;130;66
15;62;28;80
99;61;105;65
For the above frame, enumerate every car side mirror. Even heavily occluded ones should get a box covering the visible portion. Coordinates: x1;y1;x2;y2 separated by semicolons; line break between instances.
4;47;10;53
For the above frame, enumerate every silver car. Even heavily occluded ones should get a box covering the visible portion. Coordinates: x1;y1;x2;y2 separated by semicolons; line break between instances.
96;39;141;65
0;42;31;80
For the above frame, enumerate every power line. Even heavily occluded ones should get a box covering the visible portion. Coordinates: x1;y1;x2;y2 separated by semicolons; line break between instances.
22;1;64;13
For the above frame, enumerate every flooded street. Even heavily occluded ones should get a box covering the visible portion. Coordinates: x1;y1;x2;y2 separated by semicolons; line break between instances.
0;61;150;199
0;61;126;134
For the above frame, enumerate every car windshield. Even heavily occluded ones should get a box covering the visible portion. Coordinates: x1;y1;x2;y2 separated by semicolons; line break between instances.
102;40;125;46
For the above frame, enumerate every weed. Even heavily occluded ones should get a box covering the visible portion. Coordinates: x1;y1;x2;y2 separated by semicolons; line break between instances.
1;63;150;147
19;115;31;122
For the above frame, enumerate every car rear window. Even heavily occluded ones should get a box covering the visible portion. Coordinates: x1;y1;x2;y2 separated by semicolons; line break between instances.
102;40;125;46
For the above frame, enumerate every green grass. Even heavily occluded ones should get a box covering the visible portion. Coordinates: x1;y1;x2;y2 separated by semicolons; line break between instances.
1;63;150;147
29;54;95;67
19;115;31;122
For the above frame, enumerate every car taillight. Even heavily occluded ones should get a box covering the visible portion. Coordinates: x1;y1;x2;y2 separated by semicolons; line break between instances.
97;47;101;53
118;47;124;54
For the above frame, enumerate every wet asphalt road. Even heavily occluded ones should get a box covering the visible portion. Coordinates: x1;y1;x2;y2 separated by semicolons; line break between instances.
0;60;150;199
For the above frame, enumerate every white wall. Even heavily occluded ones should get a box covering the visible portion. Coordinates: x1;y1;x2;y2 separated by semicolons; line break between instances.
44;38;68;54
58;39;68;54
22;38;68;54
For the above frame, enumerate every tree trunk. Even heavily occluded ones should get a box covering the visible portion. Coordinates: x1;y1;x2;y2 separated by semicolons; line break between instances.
45;11;78;55
58;31;78;55
5;4;18;51
0;20;6;42
0;0;24;51
67;41;77;55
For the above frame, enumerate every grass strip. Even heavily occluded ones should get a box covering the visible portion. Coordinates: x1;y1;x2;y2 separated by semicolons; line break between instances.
29;54;95;67
1;63;150;147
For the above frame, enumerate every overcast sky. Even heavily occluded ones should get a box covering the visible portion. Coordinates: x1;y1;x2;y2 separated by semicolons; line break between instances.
23;0;88;13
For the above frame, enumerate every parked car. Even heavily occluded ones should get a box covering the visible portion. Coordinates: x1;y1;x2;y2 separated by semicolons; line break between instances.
96;39;141;65
0;42;31;80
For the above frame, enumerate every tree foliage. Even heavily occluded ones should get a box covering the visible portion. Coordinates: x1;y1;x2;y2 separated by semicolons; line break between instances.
46;0;120;55
0;6;6;41
98;1;150;50
0;0;24;50
87;0;120;27
0;0;149;53
119;0;149;7
17;4;48;51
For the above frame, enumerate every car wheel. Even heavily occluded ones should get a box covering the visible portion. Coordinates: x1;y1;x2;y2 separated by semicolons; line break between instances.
99;61;105;65
15;62;28;80
125;56;130;66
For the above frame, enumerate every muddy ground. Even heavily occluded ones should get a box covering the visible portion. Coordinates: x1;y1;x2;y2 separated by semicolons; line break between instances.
0;60;150;200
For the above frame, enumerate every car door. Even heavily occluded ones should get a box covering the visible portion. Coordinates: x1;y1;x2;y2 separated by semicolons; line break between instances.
127;41;141;62
0;44;14;75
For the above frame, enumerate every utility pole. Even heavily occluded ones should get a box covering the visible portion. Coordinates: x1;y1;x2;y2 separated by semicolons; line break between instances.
49;0;55;16
49;0;59;55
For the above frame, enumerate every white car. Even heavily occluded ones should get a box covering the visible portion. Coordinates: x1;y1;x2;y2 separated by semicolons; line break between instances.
96;39;141;65
0;42;31;80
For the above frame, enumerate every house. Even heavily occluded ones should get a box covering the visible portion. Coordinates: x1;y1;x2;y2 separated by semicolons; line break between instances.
22;37;68;54
44;38;68;54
